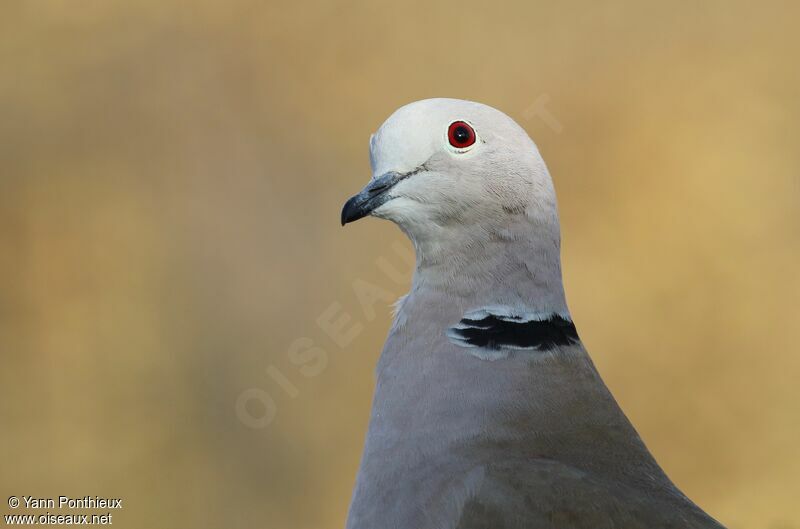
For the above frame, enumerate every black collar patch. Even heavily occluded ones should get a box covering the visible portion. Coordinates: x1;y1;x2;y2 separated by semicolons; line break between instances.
447;311;579;351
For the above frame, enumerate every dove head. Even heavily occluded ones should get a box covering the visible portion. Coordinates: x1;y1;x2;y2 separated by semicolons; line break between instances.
341;98;561;269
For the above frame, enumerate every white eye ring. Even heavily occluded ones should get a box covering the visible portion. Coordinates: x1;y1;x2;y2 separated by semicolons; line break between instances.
445;120;479;153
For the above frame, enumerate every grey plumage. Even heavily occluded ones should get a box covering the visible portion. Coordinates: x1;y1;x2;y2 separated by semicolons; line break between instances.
341;98;725;529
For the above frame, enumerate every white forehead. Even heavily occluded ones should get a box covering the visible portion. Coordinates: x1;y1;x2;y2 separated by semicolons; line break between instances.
369;98;516;175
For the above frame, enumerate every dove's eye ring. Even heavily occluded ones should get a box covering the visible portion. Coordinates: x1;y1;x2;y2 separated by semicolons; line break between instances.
447;121;476;150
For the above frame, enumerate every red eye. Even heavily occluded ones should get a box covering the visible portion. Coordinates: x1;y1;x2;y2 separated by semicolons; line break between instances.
447;121;476;149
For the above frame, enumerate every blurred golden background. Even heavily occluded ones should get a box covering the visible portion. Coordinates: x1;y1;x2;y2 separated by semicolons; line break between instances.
1;1;798;527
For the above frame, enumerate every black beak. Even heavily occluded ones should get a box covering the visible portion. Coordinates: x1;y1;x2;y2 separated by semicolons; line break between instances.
341;171;406;226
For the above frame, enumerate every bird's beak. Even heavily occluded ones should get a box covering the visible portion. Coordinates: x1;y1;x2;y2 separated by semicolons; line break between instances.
341;171;406;226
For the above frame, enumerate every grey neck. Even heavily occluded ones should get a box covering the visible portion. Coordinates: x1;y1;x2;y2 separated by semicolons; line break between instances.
405;214;569;317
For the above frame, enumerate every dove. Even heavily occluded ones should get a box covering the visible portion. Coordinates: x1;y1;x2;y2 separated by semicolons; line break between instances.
340;98;725;529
